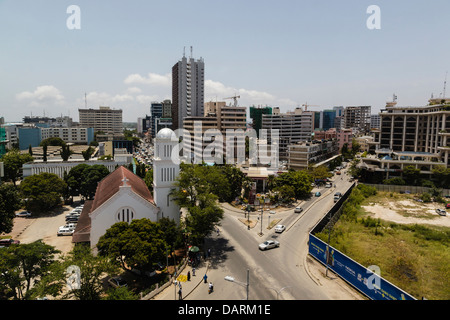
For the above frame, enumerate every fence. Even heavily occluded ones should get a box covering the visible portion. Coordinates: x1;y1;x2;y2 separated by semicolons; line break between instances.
363;184;450;197
308;183;417;300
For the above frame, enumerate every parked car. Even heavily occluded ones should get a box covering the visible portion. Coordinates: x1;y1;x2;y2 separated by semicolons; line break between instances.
269;210;276;214
57;227;74;236
325;183;332;188
336;171;341;175
15;211;32;218
446;203;450;209
315;191;321;197
66;212;81;218
65;216;79;223
259;240;280;250
274;225;286;233
108;277;127;288
436;209;447;216
59;223;77;231
0;238;20;247
294;207;303;213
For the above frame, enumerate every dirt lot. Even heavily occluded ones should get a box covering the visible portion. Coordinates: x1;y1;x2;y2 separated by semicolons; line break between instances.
362;198;450;227
3;204;78;255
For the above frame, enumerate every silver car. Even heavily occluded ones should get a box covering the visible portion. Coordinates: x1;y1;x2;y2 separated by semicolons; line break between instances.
259;240;280;250
274;225;286;233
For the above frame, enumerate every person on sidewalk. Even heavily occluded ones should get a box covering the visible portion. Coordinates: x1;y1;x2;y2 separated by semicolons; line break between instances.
187;271;191;281
178;288;182;300
208;282;214;294
192;267;196;276
203;274;208;283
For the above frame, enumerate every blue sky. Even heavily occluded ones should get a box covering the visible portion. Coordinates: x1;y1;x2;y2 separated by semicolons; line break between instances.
1;0;449;122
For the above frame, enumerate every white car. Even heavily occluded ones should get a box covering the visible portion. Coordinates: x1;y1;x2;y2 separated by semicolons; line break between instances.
294;207;303;213
15;211;32;218
274;225;286;233
57;228;74;236
259;240;280;250
59;223;77;231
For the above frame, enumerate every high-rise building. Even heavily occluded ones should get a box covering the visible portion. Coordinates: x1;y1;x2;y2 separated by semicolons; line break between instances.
172;49;205;130
343;106;371;132
78;106;123;135
249;106;272;137
262;107;314;159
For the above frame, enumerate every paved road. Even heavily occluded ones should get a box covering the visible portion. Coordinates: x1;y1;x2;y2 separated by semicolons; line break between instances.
174;169;355;300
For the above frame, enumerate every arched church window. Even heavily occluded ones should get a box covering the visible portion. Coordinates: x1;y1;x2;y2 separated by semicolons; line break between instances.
116;207;135;223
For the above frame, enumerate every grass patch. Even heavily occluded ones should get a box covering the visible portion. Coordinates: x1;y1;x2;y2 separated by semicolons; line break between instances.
315;186;450;300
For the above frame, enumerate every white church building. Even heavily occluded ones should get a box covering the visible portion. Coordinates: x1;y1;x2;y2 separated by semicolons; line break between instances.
72;128;180;249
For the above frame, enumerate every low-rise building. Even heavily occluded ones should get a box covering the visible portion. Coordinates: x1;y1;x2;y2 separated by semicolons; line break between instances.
288;139;339;170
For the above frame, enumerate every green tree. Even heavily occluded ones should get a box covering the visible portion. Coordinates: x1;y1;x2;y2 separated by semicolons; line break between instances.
402;165;421;186
42;144;47;162
0;183;21;234
80;164;110;199
60;144;73;161
20;172;67;213
62;244;118;300
1;150;34;186
40;137;66;147
97;219;168;274
275;184;295;203
272;170;313;199
431;165;450;188
82;146;94;160
144;168;153;192
0;240;60;300
65;164;109;200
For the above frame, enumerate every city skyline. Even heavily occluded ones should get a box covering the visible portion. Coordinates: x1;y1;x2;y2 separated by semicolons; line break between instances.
1;0;450;122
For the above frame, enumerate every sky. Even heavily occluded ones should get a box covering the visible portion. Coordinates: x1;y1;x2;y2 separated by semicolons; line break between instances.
1;0;450;122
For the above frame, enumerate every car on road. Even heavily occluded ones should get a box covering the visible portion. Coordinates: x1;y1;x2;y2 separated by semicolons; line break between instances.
294;207;303;213
259;240;280;250
57;227;74;236
325;183;332;188
446;203;450;209
315;191;321;197
0;238;20;247
334;192;342;203
274;225;286;233
436;209;447;216
15;211;32;218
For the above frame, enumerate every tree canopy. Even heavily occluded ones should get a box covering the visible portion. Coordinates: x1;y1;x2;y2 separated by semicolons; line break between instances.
0;150;33;185
65;164;110;200
20;172;67;213
0;183;21;234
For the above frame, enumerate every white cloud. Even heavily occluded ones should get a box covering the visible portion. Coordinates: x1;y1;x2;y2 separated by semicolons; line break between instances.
124;72;172;87
205;79;296;107
16;85;65;105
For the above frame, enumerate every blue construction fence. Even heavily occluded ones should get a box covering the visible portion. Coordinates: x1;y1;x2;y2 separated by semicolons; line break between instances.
308;184;416;300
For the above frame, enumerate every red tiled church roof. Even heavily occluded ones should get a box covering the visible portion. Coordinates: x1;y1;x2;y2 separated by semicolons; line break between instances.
72;166;154;244
90;166;154;212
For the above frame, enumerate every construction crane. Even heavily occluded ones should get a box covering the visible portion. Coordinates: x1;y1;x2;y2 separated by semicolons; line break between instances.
302;103;320;111
223;95;240;107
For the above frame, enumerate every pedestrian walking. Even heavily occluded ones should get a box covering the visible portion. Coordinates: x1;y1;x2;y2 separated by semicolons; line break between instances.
207;248;211;258
178;288;182;300
208;282;214;294
187;271;191;281
192;267;196;276
203;274;208;283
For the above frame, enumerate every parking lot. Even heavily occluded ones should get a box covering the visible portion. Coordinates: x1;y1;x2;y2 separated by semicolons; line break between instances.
4;203;80;254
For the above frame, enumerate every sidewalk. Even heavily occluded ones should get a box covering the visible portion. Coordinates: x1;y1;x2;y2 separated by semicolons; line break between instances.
150;258;212;300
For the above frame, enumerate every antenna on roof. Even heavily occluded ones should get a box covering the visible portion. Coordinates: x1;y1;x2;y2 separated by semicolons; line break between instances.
183;46;186;58
85;92;87;108
190;46;193;59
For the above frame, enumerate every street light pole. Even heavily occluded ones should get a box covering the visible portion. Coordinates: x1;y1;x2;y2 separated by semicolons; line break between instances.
225;269;250;300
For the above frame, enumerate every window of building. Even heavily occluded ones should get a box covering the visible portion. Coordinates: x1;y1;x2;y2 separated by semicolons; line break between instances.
116;207;135;223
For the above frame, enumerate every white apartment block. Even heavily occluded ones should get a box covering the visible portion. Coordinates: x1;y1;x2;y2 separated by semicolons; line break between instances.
40;127;94;145
78;106;123;135
262;107;314;159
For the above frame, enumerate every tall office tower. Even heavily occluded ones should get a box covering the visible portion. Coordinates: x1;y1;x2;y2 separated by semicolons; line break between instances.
78;106;123;135
172;48;205;130
262;107;314;159
343;106;371;132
